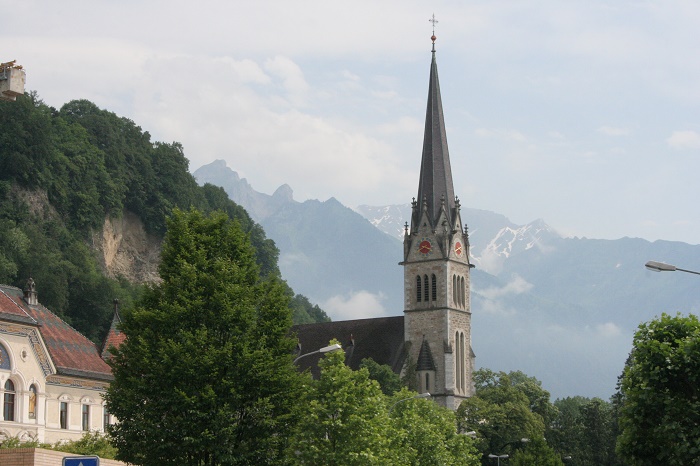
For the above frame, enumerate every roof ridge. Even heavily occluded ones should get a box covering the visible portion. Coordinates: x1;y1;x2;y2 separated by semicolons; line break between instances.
0;286;37;324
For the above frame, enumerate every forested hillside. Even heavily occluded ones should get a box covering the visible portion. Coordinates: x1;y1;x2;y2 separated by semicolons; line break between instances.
0;93;327;344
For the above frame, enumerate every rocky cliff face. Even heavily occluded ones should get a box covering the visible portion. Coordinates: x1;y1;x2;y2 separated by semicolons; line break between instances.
92;211;161;284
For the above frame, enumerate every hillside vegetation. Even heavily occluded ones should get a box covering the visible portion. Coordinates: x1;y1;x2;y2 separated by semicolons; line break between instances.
0;93;327;343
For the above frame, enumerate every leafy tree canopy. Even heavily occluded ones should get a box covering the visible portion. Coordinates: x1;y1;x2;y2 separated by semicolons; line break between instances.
457;369;556;464
106;209;304;465
617;312;700;466
289;345;479;466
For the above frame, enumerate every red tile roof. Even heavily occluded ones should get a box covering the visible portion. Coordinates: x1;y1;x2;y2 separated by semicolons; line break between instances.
101;311;126;360
0;284;113;380
0;287;36;324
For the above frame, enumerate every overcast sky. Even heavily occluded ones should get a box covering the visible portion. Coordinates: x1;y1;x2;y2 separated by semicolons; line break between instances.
4;0;700;245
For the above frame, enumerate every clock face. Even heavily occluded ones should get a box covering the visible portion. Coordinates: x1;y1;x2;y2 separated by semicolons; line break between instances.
418;239;432;254
454;241;463;257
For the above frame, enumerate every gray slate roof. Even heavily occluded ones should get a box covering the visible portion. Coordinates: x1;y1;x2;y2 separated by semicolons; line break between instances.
413;48;456;230
292;316;405;378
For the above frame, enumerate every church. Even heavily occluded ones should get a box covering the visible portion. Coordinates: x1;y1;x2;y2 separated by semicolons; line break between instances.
0;35;474;447
293;34;475;410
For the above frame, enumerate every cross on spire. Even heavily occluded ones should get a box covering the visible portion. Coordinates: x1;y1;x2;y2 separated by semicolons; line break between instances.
429;14;438;51
429;13;438;35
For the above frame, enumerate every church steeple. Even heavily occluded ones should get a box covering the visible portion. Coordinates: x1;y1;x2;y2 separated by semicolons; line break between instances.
412;29;456;231
402;28;474;410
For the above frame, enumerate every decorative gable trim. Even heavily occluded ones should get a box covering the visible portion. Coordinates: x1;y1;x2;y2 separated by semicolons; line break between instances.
0;322;54;377
46;375;108;392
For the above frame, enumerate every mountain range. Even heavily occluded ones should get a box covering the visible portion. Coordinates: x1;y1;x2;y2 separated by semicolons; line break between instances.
195;159;700;400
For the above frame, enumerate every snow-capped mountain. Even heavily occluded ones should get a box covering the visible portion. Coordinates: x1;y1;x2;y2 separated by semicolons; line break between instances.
355;204;561;275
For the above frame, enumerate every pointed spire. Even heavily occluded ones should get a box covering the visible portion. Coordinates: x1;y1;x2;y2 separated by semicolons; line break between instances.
101;299;126;360
412;30;456;230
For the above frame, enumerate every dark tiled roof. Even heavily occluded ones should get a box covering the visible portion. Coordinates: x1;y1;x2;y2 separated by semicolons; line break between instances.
416;338;437;371
101;310;126;360
292;316;405;378
413;49;456;230
0;284;113;381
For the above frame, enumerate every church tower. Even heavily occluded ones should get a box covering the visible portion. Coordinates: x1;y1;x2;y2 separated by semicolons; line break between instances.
402;32;474;410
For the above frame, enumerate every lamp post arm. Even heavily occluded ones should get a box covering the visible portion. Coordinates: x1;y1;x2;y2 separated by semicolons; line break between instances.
389;392;431;412
645;260;700;275
293;343;342;364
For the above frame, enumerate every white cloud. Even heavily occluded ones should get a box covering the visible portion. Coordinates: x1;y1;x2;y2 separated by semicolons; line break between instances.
478;275;533;300
475;128;527;142
378;116;423;134
598;125;630;136
667;130;700;149
596;322;622;338
5;0;700;244
323;291;388;321
264;56;309;103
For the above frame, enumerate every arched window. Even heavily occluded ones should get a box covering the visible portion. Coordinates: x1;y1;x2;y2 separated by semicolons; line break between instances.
460;332;466;391
60;402;68;429
103;405;111;431
82;404;90;431
29;384;37;419
452;275;459;306
3;379;15;421
424;275;430;302
455;331;462;392
461;276;466;308
425;373;430;393
416;276;422;302
0;343;10;370
431;274;437;301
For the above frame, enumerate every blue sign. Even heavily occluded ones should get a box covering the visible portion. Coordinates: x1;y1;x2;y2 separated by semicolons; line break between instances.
63;456;100;466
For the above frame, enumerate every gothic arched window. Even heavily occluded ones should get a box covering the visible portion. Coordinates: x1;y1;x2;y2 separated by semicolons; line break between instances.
455;331;462;392
431;274;437;301
424;275;429;302
460;332;466;391
452;275;458;306
3;379;15;421
416;276;422;302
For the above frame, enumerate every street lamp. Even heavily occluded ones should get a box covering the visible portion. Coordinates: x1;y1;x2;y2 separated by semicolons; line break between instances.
645;260;700;276
293;343;342;363
389;392;431;412
488;453;509;465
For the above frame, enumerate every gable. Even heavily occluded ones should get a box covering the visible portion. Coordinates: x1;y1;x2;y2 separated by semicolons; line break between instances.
0;285;112;381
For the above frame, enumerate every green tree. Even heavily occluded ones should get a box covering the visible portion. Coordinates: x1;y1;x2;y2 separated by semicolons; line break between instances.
361;358;403;395
105;209;303;465
456;369;556;464
548;396;622;466
510;437;564;466
390;387;480;465
617;312;700;465
289;346;399;465
289;292;330;324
